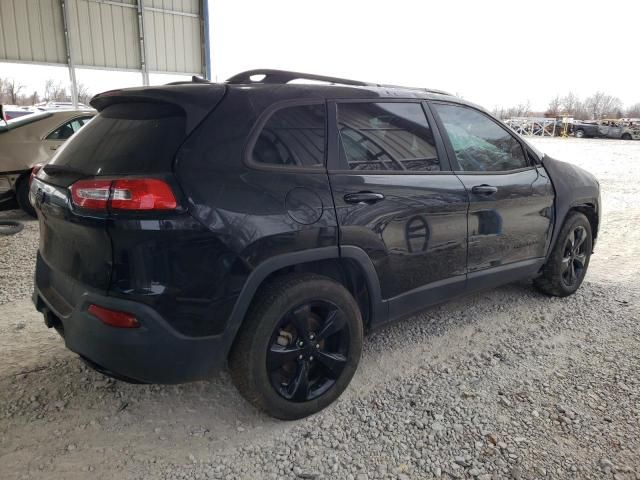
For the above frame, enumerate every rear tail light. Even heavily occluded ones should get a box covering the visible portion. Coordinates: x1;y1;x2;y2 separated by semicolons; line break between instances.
69;178;177;211
29;164;44;186
110;179;177;210
70;179;112;210
88;304;139;328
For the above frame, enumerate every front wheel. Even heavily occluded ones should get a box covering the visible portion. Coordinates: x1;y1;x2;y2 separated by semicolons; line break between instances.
229;273;363;420
535;212;592;297
574;129;585;138
621;133;632;140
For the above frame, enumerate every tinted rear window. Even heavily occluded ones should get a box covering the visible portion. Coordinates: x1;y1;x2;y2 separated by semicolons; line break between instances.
251;103;325;168
49;103;186;175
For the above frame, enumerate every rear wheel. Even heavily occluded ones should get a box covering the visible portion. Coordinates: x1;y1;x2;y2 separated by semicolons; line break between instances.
229;273;363;420
15;175;36;218
574;129;585;138
535;212;592;297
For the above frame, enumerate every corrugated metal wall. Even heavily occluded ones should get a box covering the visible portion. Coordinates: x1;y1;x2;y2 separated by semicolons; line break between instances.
0;0;67;64
143;0;202;75
0;0;204;75
66;0;141;70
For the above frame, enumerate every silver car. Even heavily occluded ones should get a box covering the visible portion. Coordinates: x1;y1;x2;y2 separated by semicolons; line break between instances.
0;107;94;216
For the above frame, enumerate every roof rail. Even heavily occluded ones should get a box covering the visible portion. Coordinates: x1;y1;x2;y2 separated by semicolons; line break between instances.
225;69;452;96
226;69;372;87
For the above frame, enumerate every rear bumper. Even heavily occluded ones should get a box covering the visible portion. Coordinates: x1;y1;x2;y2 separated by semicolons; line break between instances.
33;255;229;384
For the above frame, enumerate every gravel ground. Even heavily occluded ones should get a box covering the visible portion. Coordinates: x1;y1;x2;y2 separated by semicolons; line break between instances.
0;137;639;480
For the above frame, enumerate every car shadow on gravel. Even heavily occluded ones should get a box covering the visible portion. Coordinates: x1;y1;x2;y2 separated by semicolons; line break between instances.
2;280;540;424
1;279;617;473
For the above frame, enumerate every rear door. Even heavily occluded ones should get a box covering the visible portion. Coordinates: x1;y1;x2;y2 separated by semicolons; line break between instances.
429;102;554;285
597;122;610;137
327;100;468;320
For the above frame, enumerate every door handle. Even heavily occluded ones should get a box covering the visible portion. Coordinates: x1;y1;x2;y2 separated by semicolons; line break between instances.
471;184;498;195
50;145;59;151
343;192;385;205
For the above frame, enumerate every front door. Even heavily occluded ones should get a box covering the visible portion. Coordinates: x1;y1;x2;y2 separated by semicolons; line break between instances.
429;102;554;286
327;100;469;322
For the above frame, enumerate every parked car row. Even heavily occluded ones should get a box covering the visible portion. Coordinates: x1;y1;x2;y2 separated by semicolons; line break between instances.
572;119;639;140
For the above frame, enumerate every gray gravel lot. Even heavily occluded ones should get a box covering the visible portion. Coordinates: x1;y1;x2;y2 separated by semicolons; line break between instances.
0;138;639;480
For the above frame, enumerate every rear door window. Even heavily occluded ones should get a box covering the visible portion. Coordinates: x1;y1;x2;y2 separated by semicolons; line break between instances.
251;103;325;168
46;116;93;140
48;103;186;175
432;103;528;172
337;102;440;172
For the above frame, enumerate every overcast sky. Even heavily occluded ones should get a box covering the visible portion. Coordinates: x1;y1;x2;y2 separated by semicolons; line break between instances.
1;0;639;111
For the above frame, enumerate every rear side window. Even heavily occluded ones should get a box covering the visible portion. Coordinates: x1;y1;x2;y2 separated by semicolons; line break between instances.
432;103;528;172
46;116;93;140
337;102;439;172
251;103;325;168
48;103;186;175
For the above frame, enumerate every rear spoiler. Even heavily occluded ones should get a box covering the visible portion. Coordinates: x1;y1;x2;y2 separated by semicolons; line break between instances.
90;84;226;134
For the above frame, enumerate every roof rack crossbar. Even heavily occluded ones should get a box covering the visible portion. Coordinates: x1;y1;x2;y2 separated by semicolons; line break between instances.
225;69;452;96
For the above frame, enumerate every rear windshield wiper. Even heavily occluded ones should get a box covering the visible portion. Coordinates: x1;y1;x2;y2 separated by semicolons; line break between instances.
42;164;86;176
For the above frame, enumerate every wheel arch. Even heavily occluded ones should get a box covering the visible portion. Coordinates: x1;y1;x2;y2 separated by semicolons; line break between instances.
541;155;601;260
568;203;599;244
547;202;599;262
222;246;384;358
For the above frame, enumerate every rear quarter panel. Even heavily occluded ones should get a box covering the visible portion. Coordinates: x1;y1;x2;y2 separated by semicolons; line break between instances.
171;88;339;335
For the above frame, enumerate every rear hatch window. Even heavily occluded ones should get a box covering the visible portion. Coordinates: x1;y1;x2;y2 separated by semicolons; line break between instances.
47;102;186;177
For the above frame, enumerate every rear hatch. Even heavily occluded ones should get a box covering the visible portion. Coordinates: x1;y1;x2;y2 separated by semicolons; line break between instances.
32;84;225;302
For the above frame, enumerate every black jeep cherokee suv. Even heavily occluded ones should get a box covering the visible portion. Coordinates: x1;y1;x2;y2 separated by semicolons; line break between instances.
31;69;600;419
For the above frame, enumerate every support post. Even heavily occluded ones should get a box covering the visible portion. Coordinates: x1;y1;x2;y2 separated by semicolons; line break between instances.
60;0;78;108
136;0;150;85
202;0;212;80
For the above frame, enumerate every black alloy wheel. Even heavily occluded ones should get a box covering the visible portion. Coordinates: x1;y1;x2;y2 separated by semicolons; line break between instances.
229;273;363;420
535;211;592;297
561;225;588;287
267;301;350;402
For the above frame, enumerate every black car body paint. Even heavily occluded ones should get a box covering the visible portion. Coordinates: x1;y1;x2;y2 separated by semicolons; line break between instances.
31;71;600;385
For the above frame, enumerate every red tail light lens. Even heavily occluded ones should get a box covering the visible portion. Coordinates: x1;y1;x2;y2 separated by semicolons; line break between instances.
88;304;139;328
69;178;177;211
110;179;177;210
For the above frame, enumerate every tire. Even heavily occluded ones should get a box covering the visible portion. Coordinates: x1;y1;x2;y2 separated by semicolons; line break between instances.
535;212;592;297
575;129;585;138
621;133;632;140
229;273;363;420
0;220;24;236
15;175;36;218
